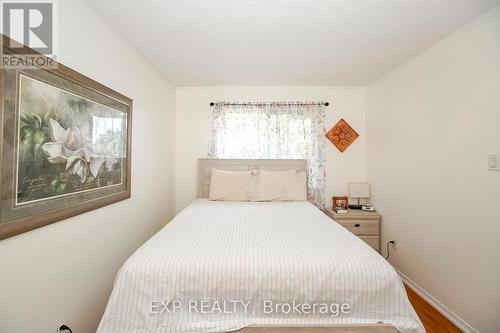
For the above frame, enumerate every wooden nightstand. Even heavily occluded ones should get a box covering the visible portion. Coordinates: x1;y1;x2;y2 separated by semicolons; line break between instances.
323;208;381;253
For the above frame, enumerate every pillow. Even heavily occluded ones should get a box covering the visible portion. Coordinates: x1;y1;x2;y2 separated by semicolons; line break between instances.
209;169;252;201
248;169;307;201
285;171;307;201
248;169;293;201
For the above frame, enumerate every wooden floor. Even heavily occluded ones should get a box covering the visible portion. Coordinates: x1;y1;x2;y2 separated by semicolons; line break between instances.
405;285;462;333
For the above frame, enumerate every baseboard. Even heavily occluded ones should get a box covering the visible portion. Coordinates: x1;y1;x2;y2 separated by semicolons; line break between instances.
396;269;478;333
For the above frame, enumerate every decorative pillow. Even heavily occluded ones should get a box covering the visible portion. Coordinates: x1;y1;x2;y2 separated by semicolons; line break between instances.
209;169;252;201
249;169;306;201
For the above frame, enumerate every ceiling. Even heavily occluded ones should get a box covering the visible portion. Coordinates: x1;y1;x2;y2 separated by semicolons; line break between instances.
84;0;499;86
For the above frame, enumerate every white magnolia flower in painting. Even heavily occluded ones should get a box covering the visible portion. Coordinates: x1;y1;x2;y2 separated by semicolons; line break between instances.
42;119;108;183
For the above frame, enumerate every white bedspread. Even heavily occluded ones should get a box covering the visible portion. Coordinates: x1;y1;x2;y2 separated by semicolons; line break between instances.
97;200;425;333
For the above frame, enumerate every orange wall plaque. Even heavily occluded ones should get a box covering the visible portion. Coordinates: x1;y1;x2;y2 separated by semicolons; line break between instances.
326;118;359;153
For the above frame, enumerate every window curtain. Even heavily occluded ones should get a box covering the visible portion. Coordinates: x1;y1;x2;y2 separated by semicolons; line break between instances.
208;102;326;208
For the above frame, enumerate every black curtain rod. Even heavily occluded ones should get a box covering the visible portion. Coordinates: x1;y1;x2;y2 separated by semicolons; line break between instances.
210;101;329;107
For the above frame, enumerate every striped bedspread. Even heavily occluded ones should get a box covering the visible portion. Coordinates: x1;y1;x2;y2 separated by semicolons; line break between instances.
97;200;425;333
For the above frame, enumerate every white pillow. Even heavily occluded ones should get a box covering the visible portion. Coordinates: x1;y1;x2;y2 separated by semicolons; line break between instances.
248;169;293;201
286;171;308;201
209;169;252;201
248;169;307;202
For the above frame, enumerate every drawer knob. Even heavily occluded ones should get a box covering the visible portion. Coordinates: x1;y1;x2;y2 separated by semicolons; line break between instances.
354;224;360;227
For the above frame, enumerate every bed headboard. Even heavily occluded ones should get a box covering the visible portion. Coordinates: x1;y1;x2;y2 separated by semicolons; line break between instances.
197;159;308;198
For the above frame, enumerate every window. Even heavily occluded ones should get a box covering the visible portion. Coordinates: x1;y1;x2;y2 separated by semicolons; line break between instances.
208;102;326;207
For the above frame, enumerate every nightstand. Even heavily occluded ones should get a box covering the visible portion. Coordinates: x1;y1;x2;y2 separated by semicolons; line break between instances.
323;208;381;253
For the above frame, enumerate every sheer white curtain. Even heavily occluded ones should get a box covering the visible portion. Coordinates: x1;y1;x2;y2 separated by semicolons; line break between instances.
208;102;326;208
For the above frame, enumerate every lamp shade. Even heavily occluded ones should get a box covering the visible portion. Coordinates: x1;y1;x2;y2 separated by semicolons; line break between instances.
348;182;370;198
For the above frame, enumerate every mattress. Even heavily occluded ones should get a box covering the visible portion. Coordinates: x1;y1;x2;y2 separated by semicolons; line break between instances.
97;200;425;333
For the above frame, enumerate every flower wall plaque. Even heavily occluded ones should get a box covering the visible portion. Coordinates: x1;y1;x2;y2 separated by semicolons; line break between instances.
326;118;359;153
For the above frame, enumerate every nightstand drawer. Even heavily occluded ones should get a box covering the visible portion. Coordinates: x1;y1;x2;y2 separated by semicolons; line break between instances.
336;219;379;236
359;236;380;251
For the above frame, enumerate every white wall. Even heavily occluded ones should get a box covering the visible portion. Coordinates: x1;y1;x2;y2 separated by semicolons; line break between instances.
175;86;366;212
0;1;176;333
366;5;500;333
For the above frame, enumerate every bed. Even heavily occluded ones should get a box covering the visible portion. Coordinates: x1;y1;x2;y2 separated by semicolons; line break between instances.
97;159;425;333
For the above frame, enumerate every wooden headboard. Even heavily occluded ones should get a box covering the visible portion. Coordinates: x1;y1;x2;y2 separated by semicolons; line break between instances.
197;159;308;198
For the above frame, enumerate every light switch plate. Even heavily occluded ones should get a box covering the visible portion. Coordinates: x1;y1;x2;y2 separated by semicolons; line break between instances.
488;154;499;171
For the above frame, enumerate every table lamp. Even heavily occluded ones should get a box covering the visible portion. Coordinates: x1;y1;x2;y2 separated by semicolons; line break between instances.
348;182;370;209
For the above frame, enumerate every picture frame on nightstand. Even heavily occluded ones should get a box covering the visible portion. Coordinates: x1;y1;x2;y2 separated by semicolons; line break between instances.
332;196;348;209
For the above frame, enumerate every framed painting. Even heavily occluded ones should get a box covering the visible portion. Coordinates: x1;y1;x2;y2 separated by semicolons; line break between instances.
0;35;132;240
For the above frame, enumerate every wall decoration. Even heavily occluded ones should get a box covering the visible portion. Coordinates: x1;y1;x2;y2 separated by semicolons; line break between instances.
0;35;132;240
326;118;359;153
